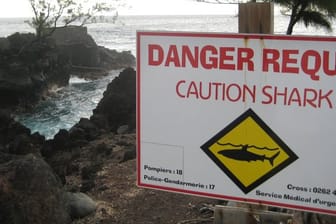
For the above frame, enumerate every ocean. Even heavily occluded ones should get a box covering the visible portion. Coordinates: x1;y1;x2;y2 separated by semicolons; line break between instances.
0;14;334;139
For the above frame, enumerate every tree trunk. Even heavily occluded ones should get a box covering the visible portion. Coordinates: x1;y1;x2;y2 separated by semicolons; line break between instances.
286;19;295;35
286;3;300;35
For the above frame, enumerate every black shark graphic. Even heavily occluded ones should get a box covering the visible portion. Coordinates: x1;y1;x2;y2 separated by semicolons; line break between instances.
218;144;280;166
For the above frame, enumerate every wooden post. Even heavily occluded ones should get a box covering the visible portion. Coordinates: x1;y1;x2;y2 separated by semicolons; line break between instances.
214;205;293;224
213;4;285;224
238;2;274;34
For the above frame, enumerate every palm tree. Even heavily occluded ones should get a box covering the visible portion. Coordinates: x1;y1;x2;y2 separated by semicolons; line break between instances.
196;0;336;35
272;0;336;35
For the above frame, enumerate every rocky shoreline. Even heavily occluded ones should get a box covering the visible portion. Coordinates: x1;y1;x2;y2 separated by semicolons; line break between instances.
0;26;135;111
0;66;137;223
0;26;138;223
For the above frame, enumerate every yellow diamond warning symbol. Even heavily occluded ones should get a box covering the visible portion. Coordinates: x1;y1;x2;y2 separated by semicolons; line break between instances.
201;108;298;194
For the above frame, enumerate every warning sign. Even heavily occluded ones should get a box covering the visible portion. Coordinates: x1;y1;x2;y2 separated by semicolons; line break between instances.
201;108;298;194
137;31;336;216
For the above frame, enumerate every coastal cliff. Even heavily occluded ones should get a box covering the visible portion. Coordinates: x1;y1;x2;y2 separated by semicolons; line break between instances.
0;67;137;224
51;26;135;77
0;26;135;111
0;26;138;223
0;32;70;110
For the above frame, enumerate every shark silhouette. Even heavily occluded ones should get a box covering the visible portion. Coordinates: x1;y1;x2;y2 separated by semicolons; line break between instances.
218;144;280;166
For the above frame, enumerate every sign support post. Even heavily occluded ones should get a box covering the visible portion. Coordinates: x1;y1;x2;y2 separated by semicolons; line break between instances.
238;2;274;34
214;206;293;224
215;3;279;223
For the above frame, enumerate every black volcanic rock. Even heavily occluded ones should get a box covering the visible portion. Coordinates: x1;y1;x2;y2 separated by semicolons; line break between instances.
0;110;39;152
0;28;138;224
0;32;71;110
0;112;66;224
70;118;100;141
92;67;136;132
51;26;100;68
0;111;99;223
0;153;71;224
0;27;135;111
50;26;135;78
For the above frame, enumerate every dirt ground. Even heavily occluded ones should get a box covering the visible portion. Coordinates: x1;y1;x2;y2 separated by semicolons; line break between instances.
81;159;218;224
68;133;217;224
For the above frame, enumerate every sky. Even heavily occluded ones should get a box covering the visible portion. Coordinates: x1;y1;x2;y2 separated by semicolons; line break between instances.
0;0;238;18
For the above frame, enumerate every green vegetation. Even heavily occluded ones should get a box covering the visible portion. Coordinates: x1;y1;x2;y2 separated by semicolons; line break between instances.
273;0;336;34
26;0;120;39
196;0;336;35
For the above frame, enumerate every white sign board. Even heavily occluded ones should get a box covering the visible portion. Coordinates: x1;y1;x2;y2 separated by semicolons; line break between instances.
136;31;336;215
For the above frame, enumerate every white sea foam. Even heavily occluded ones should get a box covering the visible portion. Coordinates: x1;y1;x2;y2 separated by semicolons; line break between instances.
69;76;91;84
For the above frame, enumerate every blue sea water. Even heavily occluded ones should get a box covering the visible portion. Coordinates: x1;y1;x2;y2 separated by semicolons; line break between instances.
0;13;335;139
15;72;120;139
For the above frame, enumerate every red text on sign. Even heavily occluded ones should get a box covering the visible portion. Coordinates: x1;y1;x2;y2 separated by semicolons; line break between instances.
262;49;336;81
176;80;256;102
261;86;333;108
148;44;336;81
148;44;254;71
